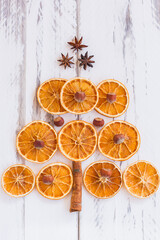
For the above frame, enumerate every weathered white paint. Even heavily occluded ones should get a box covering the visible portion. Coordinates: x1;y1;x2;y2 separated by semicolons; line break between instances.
0;0;160;239
25;1;78;240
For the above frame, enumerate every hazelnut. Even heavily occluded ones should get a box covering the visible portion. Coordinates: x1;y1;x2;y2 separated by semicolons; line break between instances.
93;118;104;127
107;93;116;103
34;139;44;149
42;175;54;185
100;168;112;178
74;91;86;102
54;117;64;127
113;134;125;144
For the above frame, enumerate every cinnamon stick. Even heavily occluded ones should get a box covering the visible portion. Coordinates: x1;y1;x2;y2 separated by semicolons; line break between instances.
70;161;82;212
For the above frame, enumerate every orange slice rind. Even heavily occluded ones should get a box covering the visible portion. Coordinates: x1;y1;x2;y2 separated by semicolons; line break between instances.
98;120;140;161
58;120;97;161
83;160;122;199
37;78;68;114
95;79;129;118
16;121;57;163
60;77;99;114
36;162;73;200
123;161;160;198
2;164;35;197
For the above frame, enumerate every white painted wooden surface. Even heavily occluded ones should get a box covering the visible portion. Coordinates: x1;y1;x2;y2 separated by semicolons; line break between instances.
0;0;160;239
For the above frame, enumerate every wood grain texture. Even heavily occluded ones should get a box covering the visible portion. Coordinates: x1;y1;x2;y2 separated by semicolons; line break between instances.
0;0;160;239
25;1;78;240
79;1;160;240
0;0;26;239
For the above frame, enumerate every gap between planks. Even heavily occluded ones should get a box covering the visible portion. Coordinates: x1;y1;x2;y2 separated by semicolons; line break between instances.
76;0;81;240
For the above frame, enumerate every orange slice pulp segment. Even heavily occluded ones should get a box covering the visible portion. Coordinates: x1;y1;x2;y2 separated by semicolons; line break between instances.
58;120;97;161
60;78;98;114
16;121;57;163
98;120;140;161
2;164;35;197
95;79;129;117
83;160;122;198
37;78;68;114
36;162;73;199
123;161;160;198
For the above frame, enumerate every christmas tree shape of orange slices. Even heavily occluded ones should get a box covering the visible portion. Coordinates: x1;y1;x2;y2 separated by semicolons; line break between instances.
37;78;67;114
2;164;35;197
36;163;73;200
98;121;140;161
83;161;122;199
95;79;129;118
60;78;99;114
17;121;57;163
123;161;160;198
58;120;97;161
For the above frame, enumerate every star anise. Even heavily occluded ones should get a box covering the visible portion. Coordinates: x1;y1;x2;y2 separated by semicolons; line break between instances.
78;52;95;70
68;37;88;51
58;53;74;69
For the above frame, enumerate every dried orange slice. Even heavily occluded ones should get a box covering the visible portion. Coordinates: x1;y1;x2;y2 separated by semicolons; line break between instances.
83;160;122;199
60;78;98;114
95;79;129;117
58;120;97;161
36;162;73;200
2;164;35;197
123;161;160;198
98;121;140;161
17;121;57;163
37;78;67;114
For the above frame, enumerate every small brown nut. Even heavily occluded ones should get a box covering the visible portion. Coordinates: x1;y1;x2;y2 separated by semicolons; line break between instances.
34;139;44;149
74;91;86;102
100;168;112;177
93;118;104;127
54;117;64;127
113;134;125;144
107;93;116;103
42;175;54;185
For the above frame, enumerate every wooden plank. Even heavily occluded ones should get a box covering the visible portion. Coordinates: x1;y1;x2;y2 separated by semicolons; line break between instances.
25;1;78;240
0;0;160;239
79;0;160;239
0;0;26;239
78;1;122;238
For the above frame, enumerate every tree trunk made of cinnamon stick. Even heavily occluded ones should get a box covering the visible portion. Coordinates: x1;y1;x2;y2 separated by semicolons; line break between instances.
70;161;82;212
